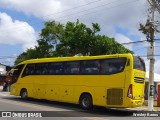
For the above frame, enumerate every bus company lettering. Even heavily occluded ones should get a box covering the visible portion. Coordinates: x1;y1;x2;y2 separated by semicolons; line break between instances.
28;113;42;117
11;112;42;117
134;72;145;78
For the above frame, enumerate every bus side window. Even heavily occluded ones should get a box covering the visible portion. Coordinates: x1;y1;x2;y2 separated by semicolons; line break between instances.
42;65;48;75
35;64;41;75
48;62;64;75
22;64;35;76
100;58;126;74
33;63;48;75
108;58;126;74
100;60;109;74
81;60;100;74
108;63;118;73
64;61;80;74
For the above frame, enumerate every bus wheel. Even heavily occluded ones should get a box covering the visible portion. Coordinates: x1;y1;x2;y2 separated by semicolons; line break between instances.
20;89;28;99
79;94;93;110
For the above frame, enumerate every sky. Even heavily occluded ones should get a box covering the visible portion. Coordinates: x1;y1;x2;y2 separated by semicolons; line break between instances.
0;0;160;74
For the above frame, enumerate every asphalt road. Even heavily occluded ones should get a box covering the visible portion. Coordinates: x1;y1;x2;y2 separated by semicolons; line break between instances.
0;92;159;120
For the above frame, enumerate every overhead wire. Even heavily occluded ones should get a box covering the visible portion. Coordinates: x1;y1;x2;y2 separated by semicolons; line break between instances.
57;0;140;22
0;56;17;59
121;39;160;45
39;0;103;19
121;40;148;45
140;55;160;57
0;0;152;65
0;0;105;30
0;0;140;33
0;0;102;29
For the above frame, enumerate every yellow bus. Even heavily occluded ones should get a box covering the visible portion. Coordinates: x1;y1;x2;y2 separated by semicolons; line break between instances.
10;54;145;109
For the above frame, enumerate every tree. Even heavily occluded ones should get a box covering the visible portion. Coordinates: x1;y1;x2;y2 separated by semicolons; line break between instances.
14;48;41;65
15;20;133;65
55;20;101;56
15;52;28;65
54;20;132;56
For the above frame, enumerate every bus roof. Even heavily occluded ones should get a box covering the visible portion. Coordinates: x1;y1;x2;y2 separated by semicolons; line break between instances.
19;53;133;65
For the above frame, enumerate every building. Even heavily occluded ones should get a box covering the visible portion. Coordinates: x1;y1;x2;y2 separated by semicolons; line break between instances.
144;71;160;100
0;63;12;85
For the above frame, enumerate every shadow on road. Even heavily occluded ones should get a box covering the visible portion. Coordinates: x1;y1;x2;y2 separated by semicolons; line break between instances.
2;97;135;117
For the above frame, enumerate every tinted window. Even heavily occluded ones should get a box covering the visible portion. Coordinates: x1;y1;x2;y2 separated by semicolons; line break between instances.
12;64;25;83
35;63;48;75
64;61;80;74
134;56;145;71
81;60;100;74
21;57;127;76
12;64;24;76
48;62;64;74
100;58;126;74
22;64;35;76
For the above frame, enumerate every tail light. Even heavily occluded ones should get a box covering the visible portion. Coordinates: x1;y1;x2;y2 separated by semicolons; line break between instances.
128;84;133;99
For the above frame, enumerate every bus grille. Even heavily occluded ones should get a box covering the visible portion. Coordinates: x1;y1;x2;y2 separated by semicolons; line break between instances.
134;77;144;84
107;88;123;105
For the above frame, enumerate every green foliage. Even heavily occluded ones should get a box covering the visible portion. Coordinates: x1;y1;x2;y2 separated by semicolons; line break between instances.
14;52;28;65
15;20;133;65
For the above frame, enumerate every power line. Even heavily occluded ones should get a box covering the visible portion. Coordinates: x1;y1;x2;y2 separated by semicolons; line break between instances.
121;39;160;45
0;0;104;29
121;40;148;45
0;0;102;28
140;55;160;57
56;0;139;22
40;0;103;19
0;0;139;32
31;0;139;21
52;0;128;20
133;45;160;52
0;56;17;59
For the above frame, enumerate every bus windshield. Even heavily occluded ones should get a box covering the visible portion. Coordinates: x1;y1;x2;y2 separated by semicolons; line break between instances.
11;64;25;84
134;56;145;71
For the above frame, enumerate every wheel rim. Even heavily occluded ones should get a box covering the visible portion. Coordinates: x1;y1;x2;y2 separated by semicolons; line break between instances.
82;97;90;108
21;91;27;99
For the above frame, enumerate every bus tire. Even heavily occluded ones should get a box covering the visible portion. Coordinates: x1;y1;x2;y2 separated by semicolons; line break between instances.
20;89;28;99
79;94;93;110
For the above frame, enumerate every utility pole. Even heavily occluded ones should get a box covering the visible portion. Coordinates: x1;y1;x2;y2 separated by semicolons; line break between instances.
139;0;160;111
147;0;155;111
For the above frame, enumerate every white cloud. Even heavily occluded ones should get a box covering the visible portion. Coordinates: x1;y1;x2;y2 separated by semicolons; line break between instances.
0;0;148;42
0;12;37;50
0;0;159;71
0;0;62;19
0;0;148;39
